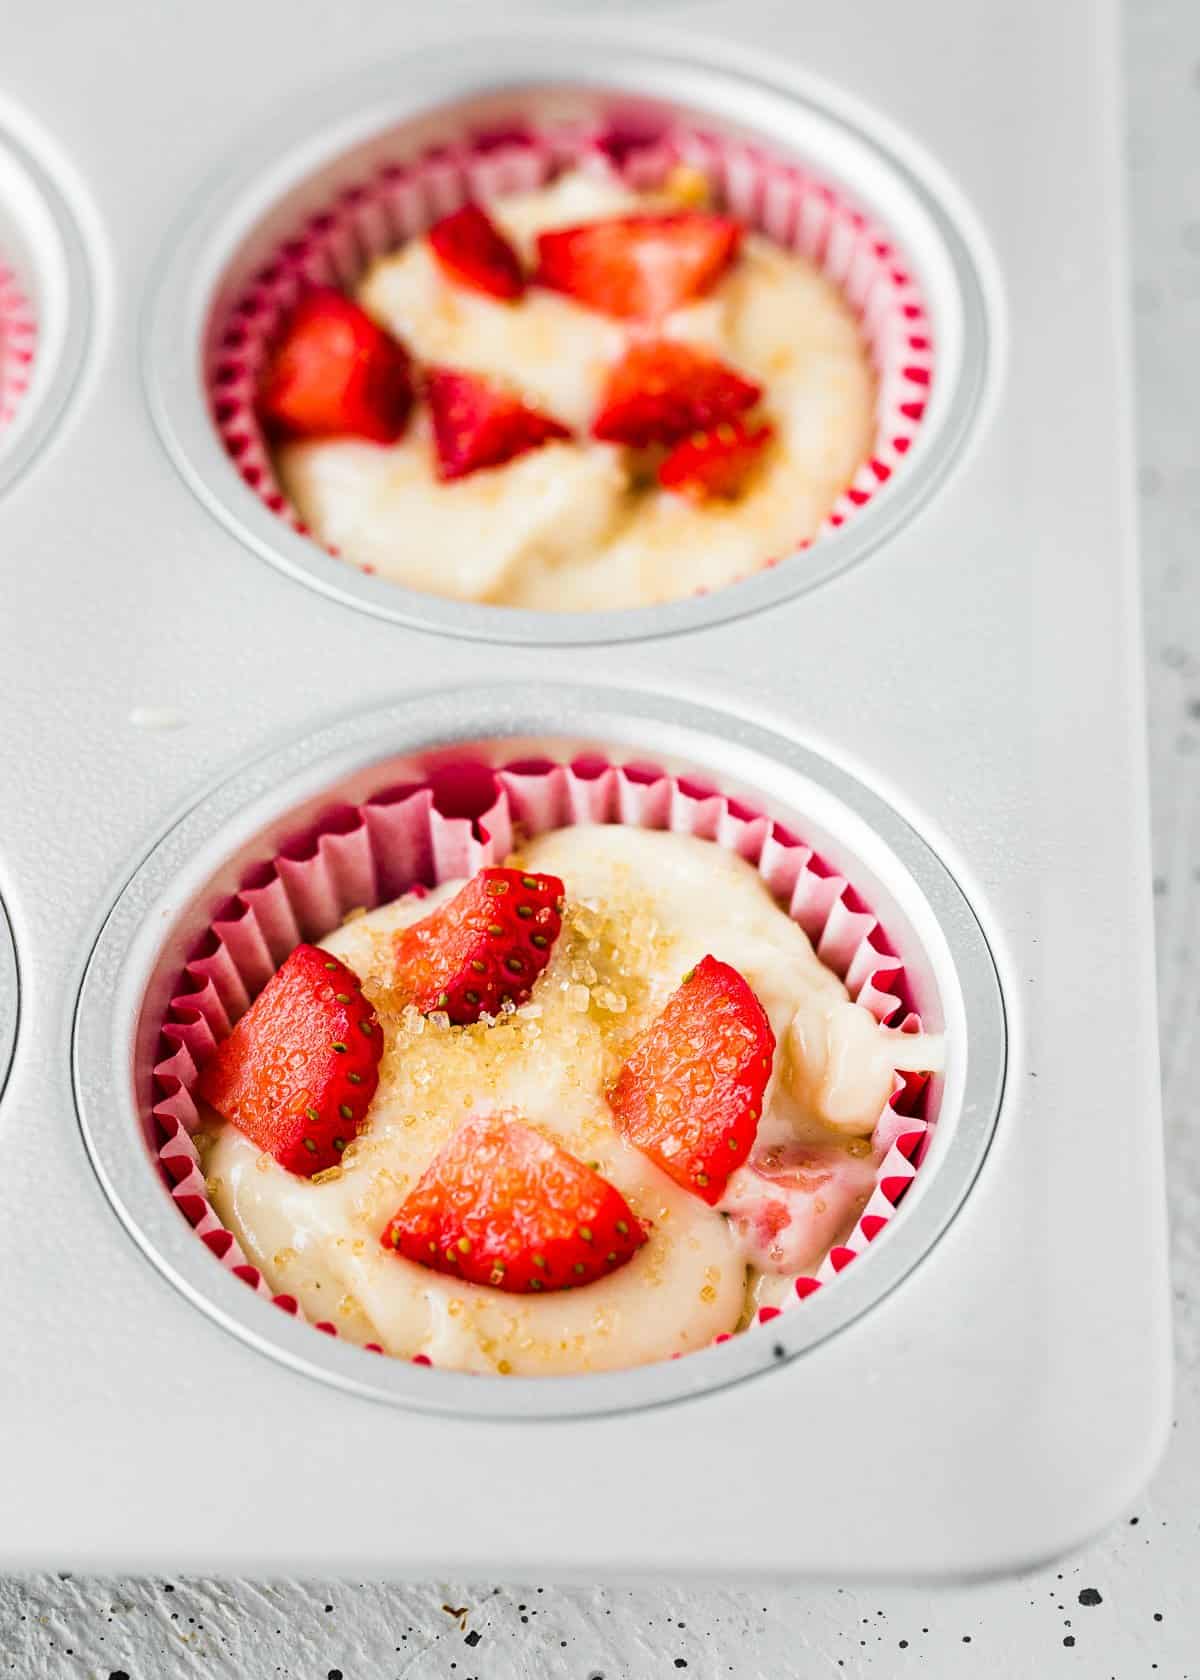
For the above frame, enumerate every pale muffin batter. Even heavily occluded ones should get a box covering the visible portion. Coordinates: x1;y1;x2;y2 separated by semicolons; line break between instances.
277;172;876;611
202;827;939;1374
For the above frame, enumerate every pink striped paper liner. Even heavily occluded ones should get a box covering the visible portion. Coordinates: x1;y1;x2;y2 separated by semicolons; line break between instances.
208;118;932;571
151;757;930;1360
0;259;36;434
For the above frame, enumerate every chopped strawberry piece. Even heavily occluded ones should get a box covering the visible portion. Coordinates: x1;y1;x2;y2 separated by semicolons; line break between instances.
428;203;525;301
426;367;571;481
723;1140;878;1273
257;287;414;443
591;341;761;448
391;866;564;1023
196;943;382;1178
534;212;742;319
382;1114;647;1292
658;417;774;500
607;955;775;1204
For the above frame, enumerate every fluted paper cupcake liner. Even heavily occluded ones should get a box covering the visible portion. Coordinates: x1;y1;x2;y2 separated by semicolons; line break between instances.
208;118;932;577
150;755;931;1362
0;259;36;433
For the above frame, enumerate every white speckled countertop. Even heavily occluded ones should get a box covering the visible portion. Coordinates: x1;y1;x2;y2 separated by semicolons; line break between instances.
3;0;1197;1673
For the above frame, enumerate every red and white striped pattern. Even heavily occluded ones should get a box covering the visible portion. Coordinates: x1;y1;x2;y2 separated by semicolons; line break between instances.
208;120;933;568
150;757;930;1362
0;260;36;434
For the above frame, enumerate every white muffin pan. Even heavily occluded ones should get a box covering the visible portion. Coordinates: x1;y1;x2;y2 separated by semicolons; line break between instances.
0;0;1169;1581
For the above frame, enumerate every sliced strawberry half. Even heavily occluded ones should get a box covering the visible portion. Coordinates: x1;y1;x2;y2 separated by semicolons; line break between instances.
196;943;382;1178
658;417;774;501
426;367;571;481
591;341;761;448
428;203;525;301
382;1114;647;1292
534;211;742;319
607;954;775;1204
391;866;564;1023
257;287;414;443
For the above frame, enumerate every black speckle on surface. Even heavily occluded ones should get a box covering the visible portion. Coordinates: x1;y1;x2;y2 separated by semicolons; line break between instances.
962;1635;972;1644
675;1662;688;1670
328;1670;343;1680
772;1344;785;1360
1153;1611;1163;1621
464;1630;481;1648
1078;1588;1103;1607
899;1639;909;1649
108;1673;130;1680
1063;1635;1076;1648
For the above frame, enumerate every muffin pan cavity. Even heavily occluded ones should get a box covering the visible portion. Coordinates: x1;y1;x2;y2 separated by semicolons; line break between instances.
73;686;1004;1420
0;897;17;1106
0;114;90;497
145;35;997;643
